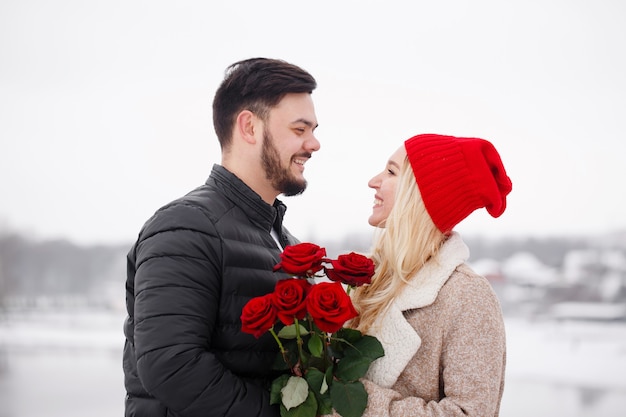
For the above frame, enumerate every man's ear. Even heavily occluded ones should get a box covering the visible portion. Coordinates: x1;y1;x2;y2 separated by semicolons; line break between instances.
236;110;259;144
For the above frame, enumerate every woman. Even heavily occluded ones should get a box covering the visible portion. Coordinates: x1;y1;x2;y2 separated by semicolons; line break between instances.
351;133;513;417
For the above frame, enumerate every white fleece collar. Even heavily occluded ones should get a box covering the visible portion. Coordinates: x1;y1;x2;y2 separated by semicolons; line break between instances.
364;232;469;388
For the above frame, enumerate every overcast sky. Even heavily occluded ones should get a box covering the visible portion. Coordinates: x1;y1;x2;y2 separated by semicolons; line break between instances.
1;0;625;246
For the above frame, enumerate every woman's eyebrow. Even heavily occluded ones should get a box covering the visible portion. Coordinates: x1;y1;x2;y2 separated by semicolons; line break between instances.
388;160;401;169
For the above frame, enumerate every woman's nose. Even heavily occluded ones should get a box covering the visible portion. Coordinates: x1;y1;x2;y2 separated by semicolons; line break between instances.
368;174;380;189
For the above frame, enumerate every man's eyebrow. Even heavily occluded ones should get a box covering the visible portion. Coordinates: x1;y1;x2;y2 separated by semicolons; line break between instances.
292;118;319;130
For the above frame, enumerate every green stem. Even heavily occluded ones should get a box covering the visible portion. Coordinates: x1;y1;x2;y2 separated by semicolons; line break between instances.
311;319;330;373
322;331;330;373
269;328;288;363
294;317;305;364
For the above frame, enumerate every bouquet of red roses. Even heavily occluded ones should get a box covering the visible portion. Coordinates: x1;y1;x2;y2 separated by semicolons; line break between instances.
241;243;384;417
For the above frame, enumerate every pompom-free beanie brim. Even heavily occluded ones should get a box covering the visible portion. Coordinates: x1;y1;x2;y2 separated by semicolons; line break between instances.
404;134;513;233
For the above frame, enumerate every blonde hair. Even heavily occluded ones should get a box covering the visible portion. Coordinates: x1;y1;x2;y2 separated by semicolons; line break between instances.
350;155;446;333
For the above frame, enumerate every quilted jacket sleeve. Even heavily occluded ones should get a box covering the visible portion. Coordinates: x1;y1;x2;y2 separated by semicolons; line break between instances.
132;202;278;417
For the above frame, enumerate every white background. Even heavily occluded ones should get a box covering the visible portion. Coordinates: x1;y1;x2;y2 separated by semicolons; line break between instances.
1;0;625;245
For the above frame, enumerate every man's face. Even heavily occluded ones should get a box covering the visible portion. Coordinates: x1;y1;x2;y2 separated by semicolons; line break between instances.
261;93;319;196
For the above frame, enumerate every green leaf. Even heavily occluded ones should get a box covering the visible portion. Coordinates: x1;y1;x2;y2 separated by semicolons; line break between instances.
335;332;384;382
335;355;374;381
304;368;325;394
329;328;365;359
335;327;364;344
330;380;368;417
280;390;318;417
320;374;329;395
317;366;334;414
307;352;332;372
281;376;309;410
278;324;310;339
315;392;332;416
324;366;333;387
350;334;385;361
336;334;385;381
270;374;291;405
304;368;332;415
307;333;323;358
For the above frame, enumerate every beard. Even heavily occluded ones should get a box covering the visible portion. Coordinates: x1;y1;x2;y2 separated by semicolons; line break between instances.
261;128;308;197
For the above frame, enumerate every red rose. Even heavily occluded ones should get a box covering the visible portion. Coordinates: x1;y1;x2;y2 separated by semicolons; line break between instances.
272;278;312;325
325;252;375;287
273;242;327;276
241;294;277;338
306;282;358;333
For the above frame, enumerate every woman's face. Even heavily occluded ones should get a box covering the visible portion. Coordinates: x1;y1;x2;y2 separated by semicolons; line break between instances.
367;145;407;227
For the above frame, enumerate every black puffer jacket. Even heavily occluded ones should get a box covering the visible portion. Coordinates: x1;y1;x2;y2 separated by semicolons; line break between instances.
123;164;298;417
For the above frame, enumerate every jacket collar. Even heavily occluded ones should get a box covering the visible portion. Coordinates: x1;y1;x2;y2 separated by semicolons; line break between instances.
365;232;469;388
208;164;287;234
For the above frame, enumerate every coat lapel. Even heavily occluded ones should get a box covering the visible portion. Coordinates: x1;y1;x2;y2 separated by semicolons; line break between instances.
364;233;469;387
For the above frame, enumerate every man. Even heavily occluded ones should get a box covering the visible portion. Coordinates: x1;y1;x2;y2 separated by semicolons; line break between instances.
123;58;319;417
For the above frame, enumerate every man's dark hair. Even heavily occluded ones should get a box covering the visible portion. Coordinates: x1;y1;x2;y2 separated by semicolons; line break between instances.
212;58;317;150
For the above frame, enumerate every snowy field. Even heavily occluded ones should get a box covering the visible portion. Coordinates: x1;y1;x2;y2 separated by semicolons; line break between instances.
0;309;625;417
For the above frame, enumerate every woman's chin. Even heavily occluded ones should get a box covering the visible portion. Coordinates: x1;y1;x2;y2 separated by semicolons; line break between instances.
368;216;386;228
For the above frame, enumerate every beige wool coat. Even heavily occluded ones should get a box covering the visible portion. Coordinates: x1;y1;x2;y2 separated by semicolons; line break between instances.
359;232;506;417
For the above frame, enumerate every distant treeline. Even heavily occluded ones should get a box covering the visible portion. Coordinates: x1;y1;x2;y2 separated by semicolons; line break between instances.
325;231;620;268
0;233;128;302
0;230;624;305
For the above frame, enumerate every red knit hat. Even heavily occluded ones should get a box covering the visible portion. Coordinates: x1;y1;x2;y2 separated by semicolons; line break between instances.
404;133;512;233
